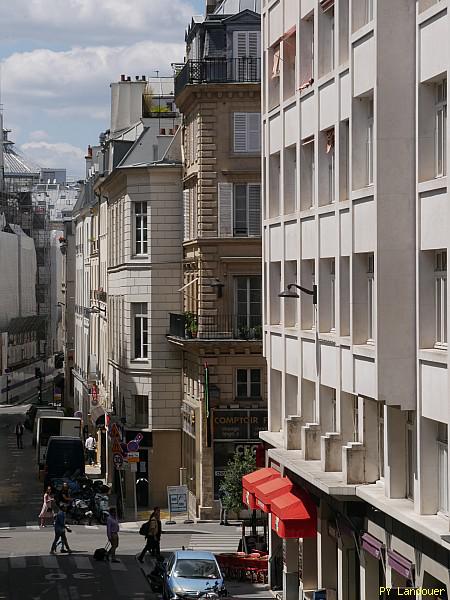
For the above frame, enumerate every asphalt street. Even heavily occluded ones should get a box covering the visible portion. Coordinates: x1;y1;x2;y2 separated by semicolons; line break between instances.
0;405;245;600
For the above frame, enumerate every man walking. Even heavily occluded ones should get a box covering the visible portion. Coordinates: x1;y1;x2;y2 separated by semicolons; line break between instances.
219;488;229;526
85;433;96;465
50;506;72;554
15;422;24;449
106;507;120;562
138;507;162;562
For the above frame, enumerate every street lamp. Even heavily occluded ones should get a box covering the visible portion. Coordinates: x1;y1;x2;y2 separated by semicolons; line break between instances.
279;283;317;304
87;306;106;314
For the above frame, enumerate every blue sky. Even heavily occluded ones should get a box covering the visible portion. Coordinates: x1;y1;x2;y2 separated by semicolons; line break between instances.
0;0;205;179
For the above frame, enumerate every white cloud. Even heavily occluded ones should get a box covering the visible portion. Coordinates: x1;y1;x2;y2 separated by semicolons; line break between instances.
28;130;49;141
20;141;86;178
0;0;199;46
2;41;184;121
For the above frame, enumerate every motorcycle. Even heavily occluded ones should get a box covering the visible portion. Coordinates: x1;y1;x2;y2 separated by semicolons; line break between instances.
148;556;165;593
69;498;94;525
93;493;110;525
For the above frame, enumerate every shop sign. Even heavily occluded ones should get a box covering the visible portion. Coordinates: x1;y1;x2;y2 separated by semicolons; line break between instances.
127;451;139;463
167;485;188;514
213;409;268;441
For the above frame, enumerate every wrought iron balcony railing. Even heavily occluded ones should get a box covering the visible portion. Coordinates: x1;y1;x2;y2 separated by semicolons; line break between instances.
175;58;261;97
168;313;262;341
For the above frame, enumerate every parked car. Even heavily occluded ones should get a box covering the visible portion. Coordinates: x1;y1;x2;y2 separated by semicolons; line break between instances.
25;403;59;430
32;408;64;446
163;550;226;600
44;436;85;488
37;416;81;469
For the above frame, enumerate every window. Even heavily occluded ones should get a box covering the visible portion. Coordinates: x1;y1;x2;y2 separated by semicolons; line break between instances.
301;136;315;210
133;303;148;359
435;80;447;178
438;423;448;515
352;396;359;442
183;186;198;241
330;259;336;332
233;31;260;81
233;113;261;153
331;389;337;431
435;250;447;348
367;254;375;343
235;276;262;331
218;183;261;237
378;403;384;479
236;368;261;398
366;0;374;23
366;100;374;185
272;45;280;78
312;261;317;330
406;411;415;500
135;395;148;427
326;129;335;203
134;202;148;255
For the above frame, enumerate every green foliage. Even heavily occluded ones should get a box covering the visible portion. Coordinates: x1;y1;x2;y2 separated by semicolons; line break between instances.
219;448;256;513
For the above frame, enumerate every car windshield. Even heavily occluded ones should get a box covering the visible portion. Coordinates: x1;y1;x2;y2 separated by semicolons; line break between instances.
173;559;220;579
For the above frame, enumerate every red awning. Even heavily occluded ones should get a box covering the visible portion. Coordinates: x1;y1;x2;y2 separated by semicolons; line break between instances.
254;477;292;513
242;468;279;509
271;490;317;539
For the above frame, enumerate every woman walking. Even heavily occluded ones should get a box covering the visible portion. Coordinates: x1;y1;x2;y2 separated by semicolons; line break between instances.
39;486;54;528
106;507;120;563
138;507;161;562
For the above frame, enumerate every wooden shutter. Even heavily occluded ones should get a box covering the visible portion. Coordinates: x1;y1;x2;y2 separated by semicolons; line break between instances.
248;113;261;152
218;183;233;237
248;184;261;237
183;189;190;240
234;31;248;58
234;113;248;152
248;32;260;57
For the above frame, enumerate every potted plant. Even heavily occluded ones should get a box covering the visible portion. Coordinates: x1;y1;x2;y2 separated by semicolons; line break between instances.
190;321;198;338
238;326;250;340
252;325;263;339
184;311;196;338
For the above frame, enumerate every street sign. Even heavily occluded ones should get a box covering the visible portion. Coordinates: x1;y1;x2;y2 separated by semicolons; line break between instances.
111;423;121;438
112;440;122;454
167;485;188;514
113;453;123;469
127;451;139;463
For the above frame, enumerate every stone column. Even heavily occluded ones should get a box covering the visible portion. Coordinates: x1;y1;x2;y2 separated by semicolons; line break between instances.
283;539;299;600
359;552;381;600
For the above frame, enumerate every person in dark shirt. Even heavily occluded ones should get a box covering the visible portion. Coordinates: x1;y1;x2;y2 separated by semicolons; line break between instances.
50;506;72;554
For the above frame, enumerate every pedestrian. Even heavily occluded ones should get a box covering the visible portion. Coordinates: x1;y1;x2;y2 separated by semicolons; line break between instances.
15;421;24;449
85;433;96;465
138;507;161;562
50;506;72;554
106;507;120;563
39;486;54;528
219;488;229;526
57;482;72;511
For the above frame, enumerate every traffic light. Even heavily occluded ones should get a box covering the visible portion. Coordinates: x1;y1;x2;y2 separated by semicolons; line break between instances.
35;367;42;379
35;368;43;403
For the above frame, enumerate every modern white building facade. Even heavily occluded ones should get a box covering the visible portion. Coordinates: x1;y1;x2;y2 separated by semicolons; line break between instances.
260;0;450;597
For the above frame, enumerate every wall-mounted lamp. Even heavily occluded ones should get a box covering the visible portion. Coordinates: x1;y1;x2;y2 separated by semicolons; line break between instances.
279;283;317;305
87;305;107;314
209;278;224;298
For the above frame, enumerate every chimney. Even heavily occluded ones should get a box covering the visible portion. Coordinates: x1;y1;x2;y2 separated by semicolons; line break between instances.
85;145;93;159
206;0;221;14
142;75;146;82
127;76;131;81
120;74;126;82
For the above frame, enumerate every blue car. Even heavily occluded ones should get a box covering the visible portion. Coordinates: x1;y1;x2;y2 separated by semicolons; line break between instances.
163;550;226;600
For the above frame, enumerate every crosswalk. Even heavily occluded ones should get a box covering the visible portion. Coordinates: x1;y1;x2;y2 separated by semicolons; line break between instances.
188;529;241;554
6;553;129;571
0;522;102;531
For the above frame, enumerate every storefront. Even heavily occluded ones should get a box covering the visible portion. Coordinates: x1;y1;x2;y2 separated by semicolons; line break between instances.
213;409;267;499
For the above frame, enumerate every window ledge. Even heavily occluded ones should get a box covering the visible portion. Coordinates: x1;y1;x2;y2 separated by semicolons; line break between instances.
418;176;447;195
350;22;374;45
353;343;376;359
418;348;448;364
352;185;374;201
418;1;448;26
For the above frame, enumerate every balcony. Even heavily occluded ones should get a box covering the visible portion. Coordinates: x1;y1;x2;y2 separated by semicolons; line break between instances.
175;58;261;97
168;313;262;341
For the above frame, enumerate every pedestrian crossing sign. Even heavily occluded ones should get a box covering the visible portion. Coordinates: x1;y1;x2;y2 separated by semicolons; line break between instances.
112;440;122;454
110;423;121;439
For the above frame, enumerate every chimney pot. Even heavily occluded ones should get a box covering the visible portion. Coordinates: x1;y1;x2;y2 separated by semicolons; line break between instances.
142;75;146;81
120;74;125;81
127;76;131;81
135;76;139;81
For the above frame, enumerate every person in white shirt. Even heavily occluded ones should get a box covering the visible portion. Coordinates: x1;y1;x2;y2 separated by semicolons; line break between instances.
85;434;96;465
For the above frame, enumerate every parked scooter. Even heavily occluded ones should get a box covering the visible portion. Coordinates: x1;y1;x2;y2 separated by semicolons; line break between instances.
70;498;94;525
148;556;166;593
93;493;110;525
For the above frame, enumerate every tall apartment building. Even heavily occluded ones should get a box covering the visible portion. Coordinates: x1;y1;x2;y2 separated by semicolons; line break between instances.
168;0;267;519
258;0;450;597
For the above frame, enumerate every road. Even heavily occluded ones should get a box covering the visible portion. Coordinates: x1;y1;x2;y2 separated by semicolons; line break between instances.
0;405;243;600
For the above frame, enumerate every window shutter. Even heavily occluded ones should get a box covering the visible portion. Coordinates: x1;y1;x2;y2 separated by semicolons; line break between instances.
183;189;190;241
248;113;261;152
218;183;233;237
248;184;261;237
248;32;260;58
234;31;248;58
234;113;248;152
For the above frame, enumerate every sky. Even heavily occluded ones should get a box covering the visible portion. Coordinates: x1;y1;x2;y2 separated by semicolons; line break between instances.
0;0;205;180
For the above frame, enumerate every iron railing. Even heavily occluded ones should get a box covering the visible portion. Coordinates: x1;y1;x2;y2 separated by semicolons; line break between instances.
175;58;261;97
168;313;262;341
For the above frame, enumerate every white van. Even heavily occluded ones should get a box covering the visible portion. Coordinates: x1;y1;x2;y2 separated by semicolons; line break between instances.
36;416;82;469
32;409;64;447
